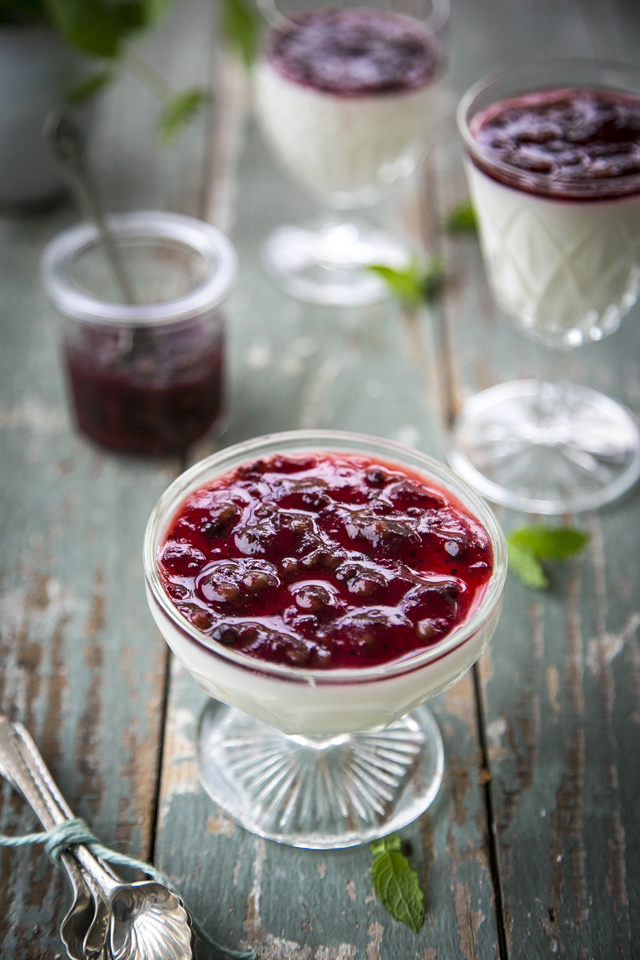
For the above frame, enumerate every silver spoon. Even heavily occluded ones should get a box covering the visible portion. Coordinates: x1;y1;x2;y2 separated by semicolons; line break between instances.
0;716;103;959
43;110;137;306
0;716;195;960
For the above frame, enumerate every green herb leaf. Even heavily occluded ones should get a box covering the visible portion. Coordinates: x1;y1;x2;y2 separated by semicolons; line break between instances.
508;526;590;560
507;541;549;590
44;0;166;57
506;525;589;589
65;67;114;105
370;834;424;933
220;0;261;68
157;87;209;144
369;256;444;308
445;200;477;234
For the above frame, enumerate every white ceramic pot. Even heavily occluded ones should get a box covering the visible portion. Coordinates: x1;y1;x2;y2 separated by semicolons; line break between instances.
0;24;94;205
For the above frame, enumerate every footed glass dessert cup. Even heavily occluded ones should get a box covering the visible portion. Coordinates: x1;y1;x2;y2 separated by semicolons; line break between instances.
451;60;640;514
144;430;506;848
254;0;449;305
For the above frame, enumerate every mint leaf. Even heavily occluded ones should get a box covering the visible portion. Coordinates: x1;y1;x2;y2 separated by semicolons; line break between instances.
506;525;589;589
370;834;424;933
370;834;401;857
508;525;589;560
220;0;261;68
45;0;165;57
65;67;114;105
445;200;477;234
369;256;444;308
157;88;209;144
507;541;549;590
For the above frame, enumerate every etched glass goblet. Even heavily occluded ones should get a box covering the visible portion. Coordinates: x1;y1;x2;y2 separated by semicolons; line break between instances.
144;430;506;849
254;0;449;305
450;60;640;514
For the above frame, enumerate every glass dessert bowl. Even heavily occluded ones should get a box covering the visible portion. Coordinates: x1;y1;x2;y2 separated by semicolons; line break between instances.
451;60;640;513
144;430;506;848
254;0;449;305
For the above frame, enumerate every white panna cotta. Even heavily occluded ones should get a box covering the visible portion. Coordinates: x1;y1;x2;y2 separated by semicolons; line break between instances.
144;434;506;737
254;8;442;207
463;88;640;348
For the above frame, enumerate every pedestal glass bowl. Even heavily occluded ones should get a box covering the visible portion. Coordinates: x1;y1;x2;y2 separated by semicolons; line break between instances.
254;0;449;305
451;60;640;514
144;430;506;849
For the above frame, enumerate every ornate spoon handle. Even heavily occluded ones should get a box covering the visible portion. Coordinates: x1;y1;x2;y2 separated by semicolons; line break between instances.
0;715;110;960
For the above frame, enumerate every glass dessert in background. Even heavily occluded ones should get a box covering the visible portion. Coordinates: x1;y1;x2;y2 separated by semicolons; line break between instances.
254;0;449;305
41;211;236;456
451;61;640;513
144;430;507;848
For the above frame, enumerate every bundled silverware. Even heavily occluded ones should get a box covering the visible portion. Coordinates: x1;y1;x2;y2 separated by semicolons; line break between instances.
0;715;195;960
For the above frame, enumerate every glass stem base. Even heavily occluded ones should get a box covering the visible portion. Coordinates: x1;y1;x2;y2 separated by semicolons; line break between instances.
448;379;640;514
198;700;444;849
260;216;410;305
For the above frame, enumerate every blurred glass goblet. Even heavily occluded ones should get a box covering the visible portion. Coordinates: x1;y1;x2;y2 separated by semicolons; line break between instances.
254;0;449;305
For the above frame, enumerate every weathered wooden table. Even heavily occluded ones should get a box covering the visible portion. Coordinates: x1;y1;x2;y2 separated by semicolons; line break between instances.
1;0;638;956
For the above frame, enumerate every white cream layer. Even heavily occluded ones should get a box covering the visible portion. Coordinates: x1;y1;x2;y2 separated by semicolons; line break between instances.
255;59;437;206
147;583;502;735
466;160;640;347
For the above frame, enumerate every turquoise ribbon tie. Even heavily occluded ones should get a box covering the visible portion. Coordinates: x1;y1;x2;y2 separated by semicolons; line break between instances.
0;818;255;960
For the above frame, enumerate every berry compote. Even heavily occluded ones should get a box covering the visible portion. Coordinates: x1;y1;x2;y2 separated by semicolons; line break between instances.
65;321;224;456
158;452;493;670
470;87;640;199
265;8;441;97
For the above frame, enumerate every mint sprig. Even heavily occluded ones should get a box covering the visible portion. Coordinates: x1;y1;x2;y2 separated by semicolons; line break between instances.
368;256;444;308
370;834;424;933
220;0;262;68
158;88;209;144
507;526;590;589
445;200;477;235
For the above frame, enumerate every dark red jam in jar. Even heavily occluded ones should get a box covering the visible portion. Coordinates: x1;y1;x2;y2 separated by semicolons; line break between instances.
470;88;640;199
265;8;442;97
158;452;493;670
65;320;224;456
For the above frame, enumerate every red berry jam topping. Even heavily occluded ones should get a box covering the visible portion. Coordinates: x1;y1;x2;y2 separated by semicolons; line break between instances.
158;453;493;670
265;8;441;97
470;88;640;199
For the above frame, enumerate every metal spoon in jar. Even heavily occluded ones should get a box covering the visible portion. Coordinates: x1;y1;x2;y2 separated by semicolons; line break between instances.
43;110;138;307
0;715;195;960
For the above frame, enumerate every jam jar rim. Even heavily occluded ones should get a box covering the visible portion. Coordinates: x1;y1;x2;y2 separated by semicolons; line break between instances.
40;210;237;326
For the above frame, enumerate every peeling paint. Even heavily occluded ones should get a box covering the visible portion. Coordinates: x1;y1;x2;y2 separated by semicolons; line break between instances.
365;921;383;960
207;813;235;837
346;880;357;902
158;666;200;827
454;882;484;960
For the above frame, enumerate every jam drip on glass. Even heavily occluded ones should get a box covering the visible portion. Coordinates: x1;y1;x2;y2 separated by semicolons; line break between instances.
266;8;441;97
158;453;493;669
471;88;640;199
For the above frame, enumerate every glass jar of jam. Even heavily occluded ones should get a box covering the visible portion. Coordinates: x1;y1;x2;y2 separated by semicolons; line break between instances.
41;210;237;456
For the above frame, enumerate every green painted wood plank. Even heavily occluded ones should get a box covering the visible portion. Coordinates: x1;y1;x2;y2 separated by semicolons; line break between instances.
0;0;215;954
153;17;502;960
430;1;640;956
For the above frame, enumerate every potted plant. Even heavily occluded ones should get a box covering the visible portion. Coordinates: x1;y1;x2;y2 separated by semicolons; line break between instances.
0;0;206;205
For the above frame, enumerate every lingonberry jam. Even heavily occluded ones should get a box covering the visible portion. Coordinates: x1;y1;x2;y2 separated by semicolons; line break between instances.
158;452;493;670
65;322;224;456
471;87;640;199
265;8;441;97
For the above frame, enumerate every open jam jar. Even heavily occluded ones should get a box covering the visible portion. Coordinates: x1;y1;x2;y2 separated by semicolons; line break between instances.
41;211;237;456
